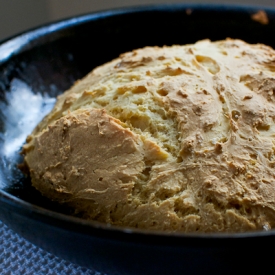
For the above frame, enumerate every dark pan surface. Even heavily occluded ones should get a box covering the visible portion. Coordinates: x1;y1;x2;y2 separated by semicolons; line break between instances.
1;4;275;274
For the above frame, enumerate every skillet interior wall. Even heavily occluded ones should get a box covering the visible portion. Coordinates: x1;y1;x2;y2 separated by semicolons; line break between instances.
1;0;275;41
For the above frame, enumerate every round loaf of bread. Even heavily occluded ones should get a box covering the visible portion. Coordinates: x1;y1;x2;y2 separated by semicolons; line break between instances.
22;39;275;233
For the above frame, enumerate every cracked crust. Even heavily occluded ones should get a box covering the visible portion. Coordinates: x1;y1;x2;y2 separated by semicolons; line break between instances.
22;38;275;232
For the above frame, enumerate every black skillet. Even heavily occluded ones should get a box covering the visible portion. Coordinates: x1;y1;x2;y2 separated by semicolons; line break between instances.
1;4;275;275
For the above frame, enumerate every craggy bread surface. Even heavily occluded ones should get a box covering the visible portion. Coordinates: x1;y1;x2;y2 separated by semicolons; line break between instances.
22;39;275;232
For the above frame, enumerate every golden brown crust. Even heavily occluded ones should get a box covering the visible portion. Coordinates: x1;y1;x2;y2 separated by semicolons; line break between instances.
22;39;275;232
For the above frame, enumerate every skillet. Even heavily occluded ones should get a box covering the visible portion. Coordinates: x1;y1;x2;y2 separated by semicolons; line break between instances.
0;4;275;274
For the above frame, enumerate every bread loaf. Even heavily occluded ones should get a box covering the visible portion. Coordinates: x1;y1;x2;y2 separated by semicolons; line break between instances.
22;39;275;232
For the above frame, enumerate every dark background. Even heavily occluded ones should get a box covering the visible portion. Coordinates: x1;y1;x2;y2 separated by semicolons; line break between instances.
1;0;275;41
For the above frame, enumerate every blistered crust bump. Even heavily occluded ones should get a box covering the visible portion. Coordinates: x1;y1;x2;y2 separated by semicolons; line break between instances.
22;39;275;232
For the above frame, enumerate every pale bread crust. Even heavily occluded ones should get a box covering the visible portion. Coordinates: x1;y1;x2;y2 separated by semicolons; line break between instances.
23;39;275;232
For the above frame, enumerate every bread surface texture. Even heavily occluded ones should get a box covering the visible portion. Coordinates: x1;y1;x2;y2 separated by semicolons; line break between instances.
22;39;275;233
